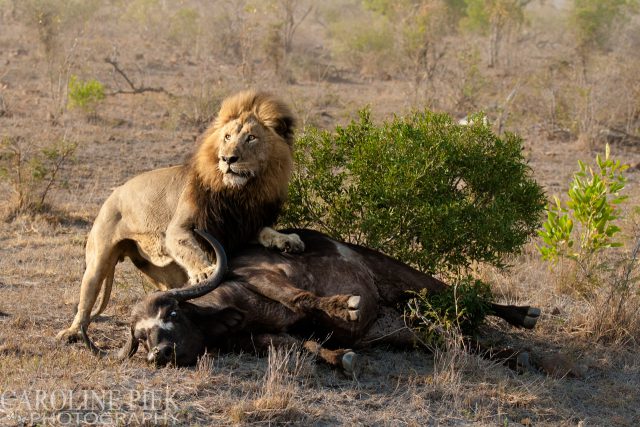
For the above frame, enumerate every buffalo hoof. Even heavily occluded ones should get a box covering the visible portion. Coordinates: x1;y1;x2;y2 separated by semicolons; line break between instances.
56;327;81;343
348;296;361;321
341;351;358;376
516;351;534;373
523;307;541;329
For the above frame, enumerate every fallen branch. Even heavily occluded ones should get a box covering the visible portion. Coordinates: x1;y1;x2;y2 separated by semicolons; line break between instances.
104;57;174;97
599;127;640;145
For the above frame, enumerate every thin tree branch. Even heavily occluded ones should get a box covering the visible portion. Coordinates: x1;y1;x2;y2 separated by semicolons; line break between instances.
104;57;175;97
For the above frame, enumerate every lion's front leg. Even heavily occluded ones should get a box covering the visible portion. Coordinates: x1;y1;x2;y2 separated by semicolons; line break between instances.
166;231;216;285
258;226;305;253
166;211;217;285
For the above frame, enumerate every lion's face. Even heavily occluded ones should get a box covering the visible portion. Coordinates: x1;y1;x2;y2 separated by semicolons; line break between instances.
193;90;295;195
216;113;279;188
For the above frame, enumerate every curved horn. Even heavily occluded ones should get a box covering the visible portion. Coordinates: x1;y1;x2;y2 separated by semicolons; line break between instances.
116;325;139;360
81;324;139;361
168;229;228;302
80;325;107;357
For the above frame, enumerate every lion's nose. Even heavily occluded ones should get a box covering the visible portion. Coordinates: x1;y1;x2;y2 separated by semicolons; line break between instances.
221;155;239;165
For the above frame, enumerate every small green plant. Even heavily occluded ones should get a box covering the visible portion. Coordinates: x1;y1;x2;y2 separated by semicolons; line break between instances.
538;144;628;278
406;277;493;348
0;135;77;215
67;75;105;116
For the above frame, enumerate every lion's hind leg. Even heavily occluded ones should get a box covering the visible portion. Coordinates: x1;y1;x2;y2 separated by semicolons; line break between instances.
56;240;121;342
89;259;116;321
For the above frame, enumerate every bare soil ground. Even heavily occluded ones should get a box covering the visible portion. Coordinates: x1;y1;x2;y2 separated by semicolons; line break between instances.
1;3;640;426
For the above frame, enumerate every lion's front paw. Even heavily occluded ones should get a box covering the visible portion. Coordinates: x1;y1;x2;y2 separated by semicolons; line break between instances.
188;265;217;285
258;229;305;253
279;233;305;253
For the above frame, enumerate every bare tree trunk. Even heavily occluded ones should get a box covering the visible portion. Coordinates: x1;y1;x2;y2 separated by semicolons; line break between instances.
281;0;313;62
489;21;502;68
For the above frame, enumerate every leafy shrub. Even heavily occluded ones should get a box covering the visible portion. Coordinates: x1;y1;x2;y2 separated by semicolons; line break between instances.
538;144;629;287
67;75;105;115
282;109;546;274
537;148;640;345
0;135;77;216
168;8;200;50
570;0;638;52
327;10;395;75
19;0;99;57
406;277;493;347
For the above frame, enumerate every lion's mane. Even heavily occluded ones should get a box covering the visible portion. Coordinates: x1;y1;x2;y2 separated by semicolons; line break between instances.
188;90;296;253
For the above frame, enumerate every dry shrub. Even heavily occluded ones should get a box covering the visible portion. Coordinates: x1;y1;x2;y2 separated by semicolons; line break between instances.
428;327;502;413
431;331;468;389
177;83;223;132
229;343;312;424
0;135;77;218
193;352;216;388
568;236;640;346
254;344;310;411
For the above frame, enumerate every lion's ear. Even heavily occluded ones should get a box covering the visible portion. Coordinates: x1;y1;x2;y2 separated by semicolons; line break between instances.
269;115;295;146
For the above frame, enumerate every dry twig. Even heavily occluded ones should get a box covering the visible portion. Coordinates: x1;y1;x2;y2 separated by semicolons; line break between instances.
104;57;174;97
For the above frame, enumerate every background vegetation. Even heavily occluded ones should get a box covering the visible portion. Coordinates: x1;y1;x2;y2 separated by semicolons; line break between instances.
0;0;639;425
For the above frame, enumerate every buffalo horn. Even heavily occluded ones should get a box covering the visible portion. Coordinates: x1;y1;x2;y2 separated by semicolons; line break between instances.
116;325;139;360
167;229;228;302
80;325;107;357
81;324;139;361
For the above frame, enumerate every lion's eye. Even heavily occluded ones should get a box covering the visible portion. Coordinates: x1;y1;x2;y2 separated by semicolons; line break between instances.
224;134;231;141
247;135;256;142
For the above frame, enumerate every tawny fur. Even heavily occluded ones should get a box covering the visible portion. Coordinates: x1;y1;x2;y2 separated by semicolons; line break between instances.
57;90;304;342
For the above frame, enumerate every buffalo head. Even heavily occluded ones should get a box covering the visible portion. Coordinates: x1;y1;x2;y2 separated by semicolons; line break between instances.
82;229;242;366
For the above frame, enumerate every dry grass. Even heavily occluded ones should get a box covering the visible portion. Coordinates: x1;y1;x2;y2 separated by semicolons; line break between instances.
227;344;314;424
1;1;640;425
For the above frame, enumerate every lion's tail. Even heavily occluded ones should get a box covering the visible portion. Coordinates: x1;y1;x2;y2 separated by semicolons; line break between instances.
89;260;116;320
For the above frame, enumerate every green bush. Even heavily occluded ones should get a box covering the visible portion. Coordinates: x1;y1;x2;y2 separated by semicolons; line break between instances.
282;109;546;274
406;277;493;346
327;11;395;74
67;75;105;115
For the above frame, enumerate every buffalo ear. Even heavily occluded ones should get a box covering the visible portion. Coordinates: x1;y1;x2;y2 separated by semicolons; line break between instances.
209;307;245;336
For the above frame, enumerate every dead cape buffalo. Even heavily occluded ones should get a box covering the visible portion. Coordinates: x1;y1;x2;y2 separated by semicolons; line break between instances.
82;229;540;372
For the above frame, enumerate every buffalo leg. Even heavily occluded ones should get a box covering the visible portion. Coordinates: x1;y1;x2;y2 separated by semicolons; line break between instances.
237;333;358;374
243;271;361;322
490;303;541;329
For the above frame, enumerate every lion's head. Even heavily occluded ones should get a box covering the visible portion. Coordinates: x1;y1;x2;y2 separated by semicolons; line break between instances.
193;90;296;191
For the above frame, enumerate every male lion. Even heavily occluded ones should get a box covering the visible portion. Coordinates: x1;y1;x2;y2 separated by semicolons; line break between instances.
57;90;304;342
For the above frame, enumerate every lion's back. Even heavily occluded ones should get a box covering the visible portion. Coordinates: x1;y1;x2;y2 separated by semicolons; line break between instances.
96;165;189;237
